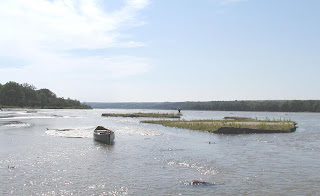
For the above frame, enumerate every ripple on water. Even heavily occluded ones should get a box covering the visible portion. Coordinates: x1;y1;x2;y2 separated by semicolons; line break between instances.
87;184;129;195
180;180;221;187
106;186;129;196
160;148;185;152
118;127;163;136
164;159;218;176
0;111;78;120
45;126;95;138
45;126;163;138
0;121;32;128
3;115;56;120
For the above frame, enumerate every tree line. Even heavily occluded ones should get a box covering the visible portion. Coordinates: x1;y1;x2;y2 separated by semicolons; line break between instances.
178;100;320;112
0;81;91;109
86;100;320;112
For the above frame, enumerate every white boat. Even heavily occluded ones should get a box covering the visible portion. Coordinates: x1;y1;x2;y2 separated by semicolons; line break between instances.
93;126;115;145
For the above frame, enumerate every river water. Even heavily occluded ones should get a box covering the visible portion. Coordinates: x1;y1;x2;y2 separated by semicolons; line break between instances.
0;109;319;195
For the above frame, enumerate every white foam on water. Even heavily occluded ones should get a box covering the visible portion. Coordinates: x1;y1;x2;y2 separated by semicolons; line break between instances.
10;116;56;119
62;116;84;119
0;110;65;120
16;112;28;115
118;127;163;136
4;122;32;127
45;126;95;138
165;160;218;175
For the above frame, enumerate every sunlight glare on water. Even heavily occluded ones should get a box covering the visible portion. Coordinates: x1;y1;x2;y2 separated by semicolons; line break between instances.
0;109;320;195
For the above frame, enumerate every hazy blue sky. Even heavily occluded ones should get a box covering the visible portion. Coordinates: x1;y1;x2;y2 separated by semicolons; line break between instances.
0;0;319;102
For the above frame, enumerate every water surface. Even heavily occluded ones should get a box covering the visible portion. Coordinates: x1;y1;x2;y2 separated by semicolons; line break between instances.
1;109;319;195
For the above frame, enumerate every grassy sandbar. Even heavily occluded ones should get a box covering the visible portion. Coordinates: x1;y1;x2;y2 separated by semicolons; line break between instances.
102;112;182;118
141;119;297;134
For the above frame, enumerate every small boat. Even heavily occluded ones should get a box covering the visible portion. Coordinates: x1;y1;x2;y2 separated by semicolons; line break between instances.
93;126;115;145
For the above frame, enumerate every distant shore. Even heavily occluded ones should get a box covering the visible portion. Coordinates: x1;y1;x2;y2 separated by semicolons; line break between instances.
86;100;320;113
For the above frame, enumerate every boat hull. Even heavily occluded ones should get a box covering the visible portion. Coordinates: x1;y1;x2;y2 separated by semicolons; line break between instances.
93;132;115;145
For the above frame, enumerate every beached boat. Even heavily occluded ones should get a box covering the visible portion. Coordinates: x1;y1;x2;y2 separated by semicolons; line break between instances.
93;126;115;145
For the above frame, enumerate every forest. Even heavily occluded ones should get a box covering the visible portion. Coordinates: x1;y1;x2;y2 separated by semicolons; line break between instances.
180;100;320;112
0;81;91;109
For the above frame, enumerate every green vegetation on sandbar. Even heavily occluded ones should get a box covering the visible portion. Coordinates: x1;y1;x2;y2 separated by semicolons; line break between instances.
141;118;297;134
0;81;91;109
102;112;182;118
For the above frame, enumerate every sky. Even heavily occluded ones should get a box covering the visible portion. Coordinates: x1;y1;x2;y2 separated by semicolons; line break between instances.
0;0;319;102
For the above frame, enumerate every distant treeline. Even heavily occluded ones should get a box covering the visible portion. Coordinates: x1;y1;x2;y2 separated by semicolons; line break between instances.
0;81;91;109
179;100;320;112
87;100;320;112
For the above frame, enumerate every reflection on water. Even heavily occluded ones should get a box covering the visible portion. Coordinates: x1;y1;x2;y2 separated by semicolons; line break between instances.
0;109;320;195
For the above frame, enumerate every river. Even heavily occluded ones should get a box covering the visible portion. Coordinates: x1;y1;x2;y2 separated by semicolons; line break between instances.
0;109;319;195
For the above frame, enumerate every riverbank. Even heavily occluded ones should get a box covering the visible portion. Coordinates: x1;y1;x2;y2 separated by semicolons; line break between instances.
141;119;297;134
102;112;182;118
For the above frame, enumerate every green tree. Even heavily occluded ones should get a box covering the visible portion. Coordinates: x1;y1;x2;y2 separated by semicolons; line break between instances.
0;83;3;105
0;82;25;106
0;81;91;109
22;83;38;106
